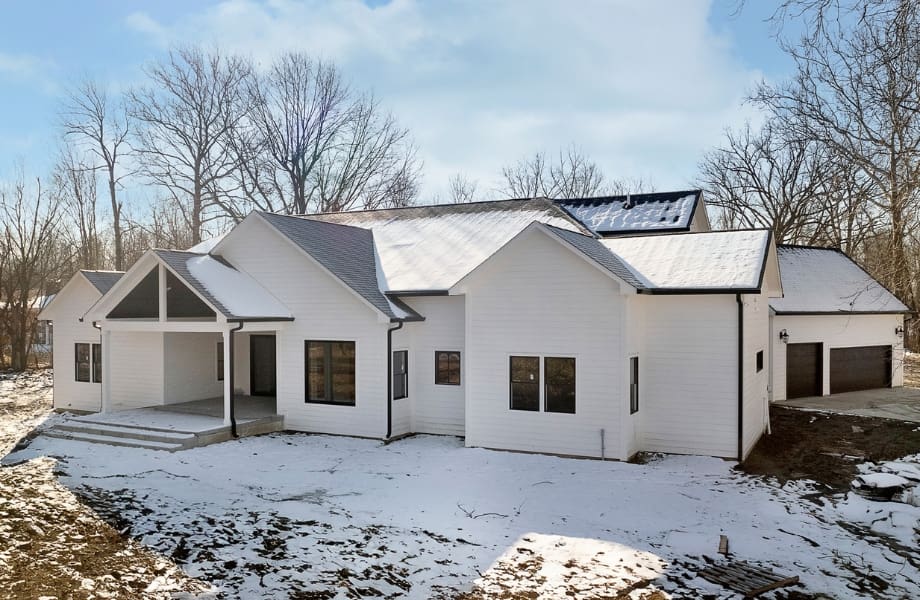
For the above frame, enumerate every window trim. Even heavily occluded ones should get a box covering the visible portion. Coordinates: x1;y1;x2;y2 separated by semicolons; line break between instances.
75;342;102;384
629;356;639;415
304;340;357;406
509;355;541;412
393;349;408;400
434;350;461;386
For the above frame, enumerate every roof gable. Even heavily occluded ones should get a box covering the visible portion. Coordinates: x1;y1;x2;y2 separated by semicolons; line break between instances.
81;270;124;294
557;190;702;235
771;245;909;314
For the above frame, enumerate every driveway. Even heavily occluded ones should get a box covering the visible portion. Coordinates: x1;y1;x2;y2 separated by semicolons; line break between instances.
777;386;920;423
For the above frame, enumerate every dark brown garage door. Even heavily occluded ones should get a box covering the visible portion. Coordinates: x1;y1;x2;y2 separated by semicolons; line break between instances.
830;346;891;394
787;343;822;399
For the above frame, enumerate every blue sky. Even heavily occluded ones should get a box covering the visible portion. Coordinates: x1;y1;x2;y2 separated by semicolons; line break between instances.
0;0;796;202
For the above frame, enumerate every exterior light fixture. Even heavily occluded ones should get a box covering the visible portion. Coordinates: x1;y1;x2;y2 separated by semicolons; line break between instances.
779;329;789;343
896;325;904;336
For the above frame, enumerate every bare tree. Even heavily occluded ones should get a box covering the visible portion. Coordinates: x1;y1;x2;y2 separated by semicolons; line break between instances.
753;0;920;307
61;80;131;270
499;145;648;199
53;148;103;269
447;173;479;203
129;46;253;244
0;173;63;370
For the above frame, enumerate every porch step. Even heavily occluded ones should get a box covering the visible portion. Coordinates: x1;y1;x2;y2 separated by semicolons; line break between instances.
54;422;197;445
42;429;186;452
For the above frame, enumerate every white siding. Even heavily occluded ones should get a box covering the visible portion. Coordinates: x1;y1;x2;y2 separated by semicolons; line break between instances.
461;227;625;459
109;331;164;410
164;332;223;403
741;293;770;459
218;217;388;438
43;276;103;411
771;313;905;401
622;295;646;458
399;296;466;436
640;295;738;458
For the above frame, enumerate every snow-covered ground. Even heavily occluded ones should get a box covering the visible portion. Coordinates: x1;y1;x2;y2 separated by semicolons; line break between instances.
6;425;920;598
0;369;53;456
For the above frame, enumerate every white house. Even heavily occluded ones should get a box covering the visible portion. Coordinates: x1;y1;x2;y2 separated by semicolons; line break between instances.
39;190;904;461
769;245;909;401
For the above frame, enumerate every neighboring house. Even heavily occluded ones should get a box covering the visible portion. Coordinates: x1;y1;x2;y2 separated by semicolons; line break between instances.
38;271;124;411
769;245;910;401
38;190;898;461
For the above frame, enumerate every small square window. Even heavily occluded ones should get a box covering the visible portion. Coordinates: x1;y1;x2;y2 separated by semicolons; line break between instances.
756;350;764;373
393;350;408;400
435;351;461;385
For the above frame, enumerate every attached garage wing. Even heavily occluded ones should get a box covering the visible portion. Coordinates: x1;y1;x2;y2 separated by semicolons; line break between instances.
786;343;822;399
830;346;892;394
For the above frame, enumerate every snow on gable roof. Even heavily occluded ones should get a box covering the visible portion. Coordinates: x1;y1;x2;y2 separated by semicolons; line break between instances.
307;198;588;292
187;233;226;254
557;190;701;235
770;246;909;314
602;230;771;291
255;212;400;319
154;249;292;320
542;225;646;289
80;270;124;295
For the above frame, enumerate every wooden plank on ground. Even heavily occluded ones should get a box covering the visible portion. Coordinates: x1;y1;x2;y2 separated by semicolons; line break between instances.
699;561;799;598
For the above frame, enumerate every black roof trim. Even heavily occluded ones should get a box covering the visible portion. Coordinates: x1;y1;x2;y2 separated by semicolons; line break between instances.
385;289;450;297
638;287;763;296
773;309;911;316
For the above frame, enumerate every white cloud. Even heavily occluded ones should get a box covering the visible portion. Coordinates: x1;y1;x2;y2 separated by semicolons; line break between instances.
125;0;766;200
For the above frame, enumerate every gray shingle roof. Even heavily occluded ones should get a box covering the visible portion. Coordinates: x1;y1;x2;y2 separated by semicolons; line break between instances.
542;225;646;289
154;250;235;317
81;270;124;294
256;212;398;319
771;245;909;314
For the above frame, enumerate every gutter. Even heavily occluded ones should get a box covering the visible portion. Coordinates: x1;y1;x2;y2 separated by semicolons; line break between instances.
385;321;404;440
736;293;744;462
227;320;246;437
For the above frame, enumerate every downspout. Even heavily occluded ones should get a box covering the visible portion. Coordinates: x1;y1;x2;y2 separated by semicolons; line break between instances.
228;321;245;437
736;294;744;462
385;321;404;441
92;321;102;412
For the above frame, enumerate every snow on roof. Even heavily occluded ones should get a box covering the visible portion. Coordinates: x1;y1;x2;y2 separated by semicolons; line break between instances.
770;246;908;314
187;233;226;254
557;191;701;235
80;270;124;295
603;230;770;291
155;250;292;320
542;225;646;289
307;198;587;291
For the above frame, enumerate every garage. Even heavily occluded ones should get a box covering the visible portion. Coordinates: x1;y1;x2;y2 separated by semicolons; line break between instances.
786;343;822;399
830;345;892;394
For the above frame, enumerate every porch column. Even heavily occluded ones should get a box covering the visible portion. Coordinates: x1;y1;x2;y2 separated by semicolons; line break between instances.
101;328;112;413
222;328;232;425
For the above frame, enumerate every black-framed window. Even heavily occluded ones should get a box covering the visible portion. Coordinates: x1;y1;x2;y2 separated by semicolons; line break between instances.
393;350;408;400
75;343;91;382
545;357;576;414
76;343;101;383
629;356;639;414
510;356;540;411
306;341;356;405
217;341;224;381
756;350;764;373
435;351;461;385
92;343;102;383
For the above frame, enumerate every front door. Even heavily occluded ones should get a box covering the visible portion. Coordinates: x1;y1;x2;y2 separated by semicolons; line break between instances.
250;335;277;396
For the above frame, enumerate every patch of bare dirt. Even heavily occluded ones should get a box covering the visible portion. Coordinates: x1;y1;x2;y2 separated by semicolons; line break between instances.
742;405;920;489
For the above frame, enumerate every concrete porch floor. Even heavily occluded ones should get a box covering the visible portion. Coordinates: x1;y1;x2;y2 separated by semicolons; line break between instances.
153;395;278;421
776;386;920;423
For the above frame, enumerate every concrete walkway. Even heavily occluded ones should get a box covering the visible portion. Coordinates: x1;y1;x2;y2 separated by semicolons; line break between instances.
777;387;920;423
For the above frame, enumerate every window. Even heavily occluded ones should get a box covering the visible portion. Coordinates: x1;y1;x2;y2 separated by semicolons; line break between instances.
510;356;540;411
629;356;639;414
75;343;102;383
217;341;224;381
393;350;408;400
756;350;764;373
435;351;461;385
306;341;356;405
75;343;91;382
545;357;576;413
